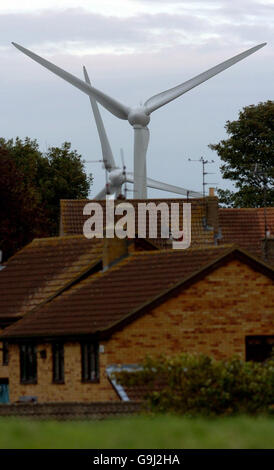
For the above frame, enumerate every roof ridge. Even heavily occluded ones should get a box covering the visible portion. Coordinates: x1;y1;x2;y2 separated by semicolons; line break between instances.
126;243;236;257
31;234;101;243
5;235;102;262
61;197;204;203
219;207;274;211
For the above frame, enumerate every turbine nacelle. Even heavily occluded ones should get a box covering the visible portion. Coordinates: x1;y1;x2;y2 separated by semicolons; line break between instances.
109;169;126;187
128;107;150;127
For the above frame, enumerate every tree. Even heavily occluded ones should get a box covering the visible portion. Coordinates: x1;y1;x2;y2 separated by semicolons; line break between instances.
0;138;93;260
209;101;274;207
38;142;93;234
0;145;47;261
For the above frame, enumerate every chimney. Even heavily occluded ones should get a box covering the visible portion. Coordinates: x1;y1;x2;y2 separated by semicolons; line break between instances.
102;206;129;270
262;235;274;264
203;188;220;241
103;236;128;271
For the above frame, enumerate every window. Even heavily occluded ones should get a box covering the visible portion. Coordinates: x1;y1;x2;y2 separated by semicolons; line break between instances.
246;336;274;362
20;344;37;384
52;343;64;383
2;341;8;366
81;342;99;382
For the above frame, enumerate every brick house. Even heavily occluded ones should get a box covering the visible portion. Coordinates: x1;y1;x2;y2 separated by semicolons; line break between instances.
0;195;215;382
1;241;273;404
0;196;273;404
0;234;155;401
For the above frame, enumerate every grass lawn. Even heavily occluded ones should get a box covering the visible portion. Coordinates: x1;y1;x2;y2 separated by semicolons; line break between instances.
0;415;273;449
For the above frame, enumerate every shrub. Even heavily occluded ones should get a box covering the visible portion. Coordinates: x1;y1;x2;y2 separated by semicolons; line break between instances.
115;354;274;416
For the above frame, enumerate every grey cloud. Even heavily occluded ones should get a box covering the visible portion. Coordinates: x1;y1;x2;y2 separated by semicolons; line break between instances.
1;6;271;55
1;9;148;47
213;22;272;45
137;0;274;20
0;9;208;46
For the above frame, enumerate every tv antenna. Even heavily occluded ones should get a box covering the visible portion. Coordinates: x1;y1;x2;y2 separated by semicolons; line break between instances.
120;148;128;199
188;157;216;197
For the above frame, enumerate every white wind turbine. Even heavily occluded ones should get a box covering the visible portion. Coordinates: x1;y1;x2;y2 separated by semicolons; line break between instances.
83;65;203;200
12;42;266;199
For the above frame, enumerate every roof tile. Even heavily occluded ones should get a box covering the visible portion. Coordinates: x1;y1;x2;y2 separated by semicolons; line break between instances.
60;198;215;247
0;236;103;320
219;207;274;261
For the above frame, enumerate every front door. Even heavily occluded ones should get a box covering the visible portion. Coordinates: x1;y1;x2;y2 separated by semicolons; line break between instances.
0;379;9;403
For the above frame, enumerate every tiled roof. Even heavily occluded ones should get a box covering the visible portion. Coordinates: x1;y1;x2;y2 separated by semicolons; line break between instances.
60;198;215;247
60;200;274;262
219;207;274;260
4;244;269;340
0;235;157;324
0;236;103;322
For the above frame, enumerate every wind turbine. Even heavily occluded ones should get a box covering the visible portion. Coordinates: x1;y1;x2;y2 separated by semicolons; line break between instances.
83;65;203;199
12;42;266;198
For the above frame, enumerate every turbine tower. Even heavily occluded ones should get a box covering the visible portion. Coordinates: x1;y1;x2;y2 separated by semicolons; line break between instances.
12;42;266;198
83;65;203;200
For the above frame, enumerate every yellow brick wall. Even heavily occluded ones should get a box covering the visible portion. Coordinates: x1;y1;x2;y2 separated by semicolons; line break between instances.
8;342;117;403
106;259;273;363
8;259;274;403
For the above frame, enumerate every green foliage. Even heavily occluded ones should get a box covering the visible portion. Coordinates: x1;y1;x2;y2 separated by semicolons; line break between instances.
209;101;274;207
0;144;47;261
115;354;274;416
39;142;93;232
0;137;93;260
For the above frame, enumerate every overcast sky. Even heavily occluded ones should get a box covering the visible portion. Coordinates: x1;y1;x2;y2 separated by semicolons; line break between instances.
0;0;273;198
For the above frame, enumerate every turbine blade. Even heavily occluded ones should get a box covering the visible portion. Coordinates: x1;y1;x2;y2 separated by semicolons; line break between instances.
146;178;203;198
120;148;125;169
144;43;266;114
94;182;116;199
83;66;116;171
12;42;129;120
133;126;149;199
94;186;108;200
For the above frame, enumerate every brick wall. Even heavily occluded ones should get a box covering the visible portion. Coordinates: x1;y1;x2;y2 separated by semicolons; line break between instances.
8;259;274;403
8;342;117;403
106;259;273;363
0;402;142;420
